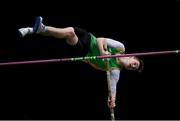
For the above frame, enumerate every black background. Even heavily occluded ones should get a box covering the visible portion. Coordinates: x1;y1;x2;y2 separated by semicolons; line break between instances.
0;0;179;120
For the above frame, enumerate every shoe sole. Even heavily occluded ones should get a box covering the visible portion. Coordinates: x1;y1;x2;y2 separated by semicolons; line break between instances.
33;16;42;33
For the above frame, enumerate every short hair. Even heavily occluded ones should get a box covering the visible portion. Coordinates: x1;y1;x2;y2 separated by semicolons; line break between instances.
134;57;144;72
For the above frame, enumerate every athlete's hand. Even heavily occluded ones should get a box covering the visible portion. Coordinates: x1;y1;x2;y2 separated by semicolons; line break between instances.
107;96;116;109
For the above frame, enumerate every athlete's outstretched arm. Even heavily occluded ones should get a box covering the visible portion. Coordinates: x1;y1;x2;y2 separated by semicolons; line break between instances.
107;69;120;108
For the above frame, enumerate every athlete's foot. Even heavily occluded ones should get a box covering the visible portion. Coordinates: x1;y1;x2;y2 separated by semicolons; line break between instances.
18;27;33;37
33;16;46;34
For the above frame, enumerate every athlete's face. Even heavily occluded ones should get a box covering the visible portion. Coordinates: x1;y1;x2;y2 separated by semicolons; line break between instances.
123;57;140;70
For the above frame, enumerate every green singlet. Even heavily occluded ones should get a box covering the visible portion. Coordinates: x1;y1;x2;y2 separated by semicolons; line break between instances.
84;33;124;71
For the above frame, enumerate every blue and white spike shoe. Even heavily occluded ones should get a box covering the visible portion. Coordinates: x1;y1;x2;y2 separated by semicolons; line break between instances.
33;16;46;33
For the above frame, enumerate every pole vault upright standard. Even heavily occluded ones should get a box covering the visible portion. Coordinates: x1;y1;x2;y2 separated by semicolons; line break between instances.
0;50;179;66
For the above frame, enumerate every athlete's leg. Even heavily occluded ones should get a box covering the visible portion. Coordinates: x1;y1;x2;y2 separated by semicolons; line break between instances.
44;26;78;45
19;16;78;45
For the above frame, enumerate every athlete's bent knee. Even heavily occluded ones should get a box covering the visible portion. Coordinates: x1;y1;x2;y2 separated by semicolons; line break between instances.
65;27;78;45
